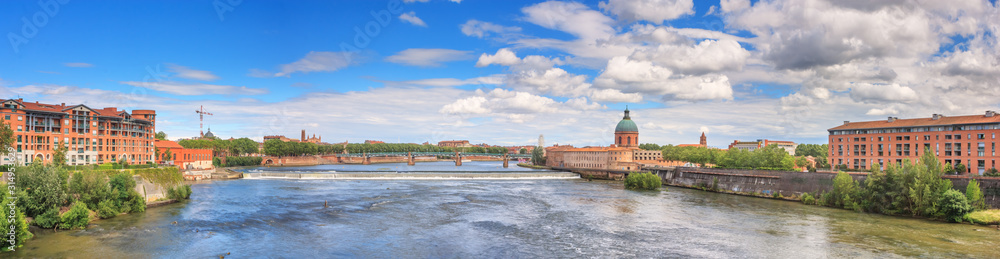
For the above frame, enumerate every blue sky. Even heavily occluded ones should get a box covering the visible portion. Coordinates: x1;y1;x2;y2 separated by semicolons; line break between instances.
2;0;998;148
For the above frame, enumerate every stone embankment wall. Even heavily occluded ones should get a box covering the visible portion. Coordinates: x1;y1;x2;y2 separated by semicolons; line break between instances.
655;167;1000;208
133;175;170;203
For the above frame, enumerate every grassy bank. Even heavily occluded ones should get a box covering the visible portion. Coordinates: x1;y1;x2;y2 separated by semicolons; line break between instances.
516;163;549;169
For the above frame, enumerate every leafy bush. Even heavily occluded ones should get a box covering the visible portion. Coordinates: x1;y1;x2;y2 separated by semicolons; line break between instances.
60;202;91;230
624;172;661;191
127;191;146;213
33;206;61;229
0;183;32;251
801;192;816;205
939;189;972;223
985;168;1000;177
966;179;987;211
97;200;120;219
17;163;68;217
69;171;111;210
167;185;193;200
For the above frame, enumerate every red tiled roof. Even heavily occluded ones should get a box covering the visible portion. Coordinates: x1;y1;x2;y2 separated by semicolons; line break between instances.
155;140;184;149
677;144;705;147
829;114;1000;131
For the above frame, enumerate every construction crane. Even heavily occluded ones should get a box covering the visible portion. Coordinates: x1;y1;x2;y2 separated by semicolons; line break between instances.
195;105;213;137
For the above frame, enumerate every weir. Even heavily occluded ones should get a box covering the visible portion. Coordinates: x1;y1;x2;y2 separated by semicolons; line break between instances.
243;171;579;180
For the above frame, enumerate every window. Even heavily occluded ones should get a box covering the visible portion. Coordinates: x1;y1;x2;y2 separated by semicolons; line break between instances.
957;134;962;140
16;126;21;132
979;142;986;157
946;135;953;140
979;134;986;139
17;116;22;121
924;135;931;141
904;136;911;141
878;137;884;141
3;115;7;120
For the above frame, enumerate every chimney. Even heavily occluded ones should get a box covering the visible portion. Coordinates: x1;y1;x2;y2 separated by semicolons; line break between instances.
301;130;306;142
888;117;896;122
987;111;997;118
61;103;65;107
844;121;850;125
932;114;942;120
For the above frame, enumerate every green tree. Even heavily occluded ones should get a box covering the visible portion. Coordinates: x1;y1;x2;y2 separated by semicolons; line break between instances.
531;146;546;166
0;182;32;251
829;172;861;209
17;164;68;217
154;131;167;140
0;118;13;155
52;142;68;166
955;163;967;175
519;148;527;154
966;179;987;211
639;143;661;151
794;156;810;168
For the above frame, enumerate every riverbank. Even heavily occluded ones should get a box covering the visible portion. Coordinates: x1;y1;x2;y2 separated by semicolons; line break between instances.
653;166;1000;226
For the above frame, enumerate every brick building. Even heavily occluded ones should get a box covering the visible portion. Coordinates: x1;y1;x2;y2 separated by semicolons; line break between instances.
1;98;156;166
155;139;214;170
828;111;1000;175
546;108;657;171
438;140;472;148
728;139;797;154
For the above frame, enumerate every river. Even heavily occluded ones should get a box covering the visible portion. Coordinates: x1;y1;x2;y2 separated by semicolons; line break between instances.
11;161;1000;258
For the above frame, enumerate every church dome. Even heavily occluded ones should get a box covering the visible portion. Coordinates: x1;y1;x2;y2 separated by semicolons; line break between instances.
615;107;638;133
204;128;216;138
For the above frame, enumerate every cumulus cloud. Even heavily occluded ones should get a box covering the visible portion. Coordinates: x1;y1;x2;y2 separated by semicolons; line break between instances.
522;1;616;40
167;64;219;81
599;0;695;24
385;48;473;67
594;56;734;101
476;48;521;67
399;12;427;27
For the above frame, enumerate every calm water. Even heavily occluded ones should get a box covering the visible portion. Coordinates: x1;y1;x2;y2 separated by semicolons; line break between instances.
13;161;1000;258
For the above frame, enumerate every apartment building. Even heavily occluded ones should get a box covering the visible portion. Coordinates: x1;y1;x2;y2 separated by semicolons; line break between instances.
828;111;1000;174
1;99;155;166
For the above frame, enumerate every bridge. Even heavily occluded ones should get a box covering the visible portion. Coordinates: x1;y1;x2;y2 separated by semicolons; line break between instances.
307;152;531;167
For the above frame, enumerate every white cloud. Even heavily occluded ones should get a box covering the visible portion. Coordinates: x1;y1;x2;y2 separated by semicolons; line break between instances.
599;0;695;24
848;83;918;104
120;81;268;96
631;39;750;75
64;62;93;68
269;51;357;77
399;11;427;27
476;48;521;67
385;48;473;67
386;75;504;87
167;64;219;81
594;56;734;101
588;88;643;103
460;20;521;39
522;1;616;40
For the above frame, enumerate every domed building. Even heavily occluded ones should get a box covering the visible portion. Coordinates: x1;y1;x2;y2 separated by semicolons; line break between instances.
614;107;638;148
545;108;662;175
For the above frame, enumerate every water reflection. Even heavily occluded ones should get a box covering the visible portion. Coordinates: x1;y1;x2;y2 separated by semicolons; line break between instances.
13;162;1000;258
